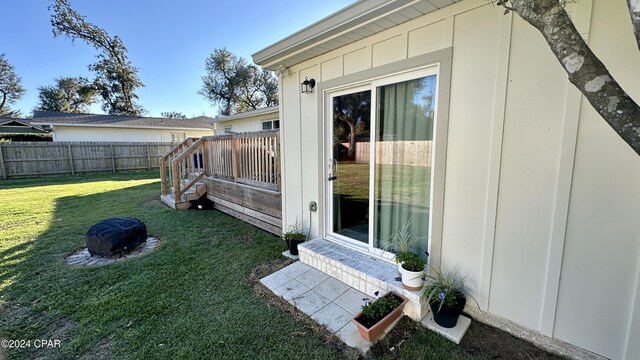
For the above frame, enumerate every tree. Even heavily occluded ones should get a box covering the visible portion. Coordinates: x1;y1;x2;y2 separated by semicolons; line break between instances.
0;54;25;117
495;0;640;155
160;111;187;119
198;48;278;116
50;0;145;116
333;92;371;159
36;77;96;113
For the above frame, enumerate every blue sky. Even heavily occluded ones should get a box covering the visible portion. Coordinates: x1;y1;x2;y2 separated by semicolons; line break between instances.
2;0;353;118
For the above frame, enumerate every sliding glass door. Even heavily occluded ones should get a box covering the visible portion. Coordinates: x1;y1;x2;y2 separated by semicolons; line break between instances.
326;68;438;260
329;89;372;244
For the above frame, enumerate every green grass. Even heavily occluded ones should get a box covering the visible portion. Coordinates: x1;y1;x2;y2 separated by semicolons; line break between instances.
0;171;481;359
335;163;430;206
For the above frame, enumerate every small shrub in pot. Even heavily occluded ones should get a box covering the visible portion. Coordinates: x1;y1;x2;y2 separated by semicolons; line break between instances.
282;222;306;256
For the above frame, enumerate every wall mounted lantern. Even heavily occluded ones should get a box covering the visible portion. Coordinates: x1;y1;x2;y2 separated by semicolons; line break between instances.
301;77;316;94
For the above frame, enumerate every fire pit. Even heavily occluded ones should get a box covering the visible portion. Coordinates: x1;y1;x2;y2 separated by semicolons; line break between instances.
86;217;147;256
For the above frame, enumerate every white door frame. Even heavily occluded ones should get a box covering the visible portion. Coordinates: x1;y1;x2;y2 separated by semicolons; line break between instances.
323;65;441;263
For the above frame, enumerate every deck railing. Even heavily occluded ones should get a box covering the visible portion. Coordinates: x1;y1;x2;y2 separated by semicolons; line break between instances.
161;130;280;200
160;137;199;197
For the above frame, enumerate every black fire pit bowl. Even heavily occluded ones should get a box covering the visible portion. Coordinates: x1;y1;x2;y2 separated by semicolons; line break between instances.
86;217;147;256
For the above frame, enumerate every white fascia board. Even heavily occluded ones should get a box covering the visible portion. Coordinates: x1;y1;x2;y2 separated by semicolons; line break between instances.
30;123;211;131
206;107;279;125
252;0;419;69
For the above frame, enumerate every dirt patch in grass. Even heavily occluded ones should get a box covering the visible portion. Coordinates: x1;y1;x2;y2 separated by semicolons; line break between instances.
32;318;77;360
2;302;77;360
237;234;253;245
249;260;362;360
460;320;566;360
78;337;112;360
368;316;421;357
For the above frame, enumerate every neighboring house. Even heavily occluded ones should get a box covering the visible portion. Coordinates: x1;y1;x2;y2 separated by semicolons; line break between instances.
30;111;214;142
207;106;279;135
0;118;48;134
253;1;639;360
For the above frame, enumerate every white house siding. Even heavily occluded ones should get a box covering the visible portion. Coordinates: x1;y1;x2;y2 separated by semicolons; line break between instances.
212;113;279;135
554;1;640;359
51;126;212;142
277;0;640;358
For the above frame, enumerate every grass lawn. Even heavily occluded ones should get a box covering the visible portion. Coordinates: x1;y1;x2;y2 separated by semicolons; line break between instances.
0;171;556;359
335;163;430;206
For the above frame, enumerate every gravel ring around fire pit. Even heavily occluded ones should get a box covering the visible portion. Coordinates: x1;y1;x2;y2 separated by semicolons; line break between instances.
66;237;159;267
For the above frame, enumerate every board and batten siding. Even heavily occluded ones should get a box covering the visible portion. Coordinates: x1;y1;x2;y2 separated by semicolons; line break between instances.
52;126;212;142
277;0;640;359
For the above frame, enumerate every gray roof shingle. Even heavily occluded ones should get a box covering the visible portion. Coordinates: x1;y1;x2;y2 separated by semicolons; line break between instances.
31;111;213;129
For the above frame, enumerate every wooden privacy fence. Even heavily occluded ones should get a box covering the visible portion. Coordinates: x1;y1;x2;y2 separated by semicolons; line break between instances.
0;141;176;179
348;140;433;167
161;130;280;202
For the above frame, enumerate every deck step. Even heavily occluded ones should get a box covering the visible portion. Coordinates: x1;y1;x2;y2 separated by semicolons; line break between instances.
160;180;207;210
298;239;429;321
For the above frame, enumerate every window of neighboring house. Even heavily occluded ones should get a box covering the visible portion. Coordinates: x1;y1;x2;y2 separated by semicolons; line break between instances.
171;132;186;143
224;126;232;134
262;120;280;130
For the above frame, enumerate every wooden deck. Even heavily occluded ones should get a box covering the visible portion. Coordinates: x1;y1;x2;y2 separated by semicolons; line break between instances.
159;131;282;235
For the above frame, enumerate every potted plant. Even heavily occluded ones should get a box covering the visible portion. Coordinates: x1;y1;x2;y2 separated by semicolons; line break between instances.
381;219;424;273
397;252;425;291
282;222;306;256
353;291;408;342
423;266;473;328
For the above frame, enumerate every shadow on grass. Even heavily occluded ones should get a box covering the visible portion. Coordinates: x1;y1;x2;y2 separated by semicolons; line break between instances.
0;175;351;360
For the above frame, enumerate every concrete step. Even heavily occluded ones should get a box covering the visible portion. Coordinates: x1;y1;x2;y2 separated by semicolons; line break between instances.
298;239;428;321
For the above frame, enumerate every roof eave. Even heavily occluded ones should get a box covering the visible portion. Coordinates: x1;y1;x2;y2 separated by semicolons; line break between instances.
252;0;425;70
30;123;211;131
206;106;279;125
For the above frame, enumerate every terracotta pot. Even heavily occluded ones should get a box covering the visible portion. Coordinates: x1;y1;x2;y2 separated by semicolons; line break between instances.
400;265;424;291
430;292;466;328
353;292;408;342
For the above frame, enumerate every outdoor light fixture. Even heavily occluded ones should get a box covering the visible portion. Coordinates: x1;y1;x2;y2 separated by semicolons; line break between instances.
301;77;316;94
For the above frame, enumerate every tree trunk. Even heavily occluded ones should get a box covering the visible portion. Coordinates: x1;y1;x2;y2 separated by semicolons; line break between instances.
347;121;356;160
0;91;6;113
629;0;640;50
508;0;640;155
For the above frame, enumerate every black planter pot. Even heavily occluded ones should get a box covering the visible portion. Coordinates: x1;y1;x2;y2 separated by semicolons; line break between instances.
430;293;466;328
287;239;304;255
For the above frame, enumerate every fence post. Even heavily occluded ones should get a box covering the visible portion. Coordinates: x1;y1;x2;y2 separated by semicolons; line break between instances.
231;135;239;182
0;144;6;180
146;144;152;169
67;144;75;176
202;140;210;175
110;144;116;173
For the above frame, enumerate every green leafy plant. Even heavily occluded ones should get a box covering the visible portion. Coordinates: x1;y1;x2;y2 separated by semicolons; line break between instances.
423;266;474;312
381;219;425;258
281;221;306;245
399;252;425;272
361;292;400;323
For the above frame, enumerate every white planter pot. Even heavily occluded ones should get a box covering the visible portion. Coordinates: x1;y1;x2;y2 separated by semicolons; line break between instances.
401;266;424;291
